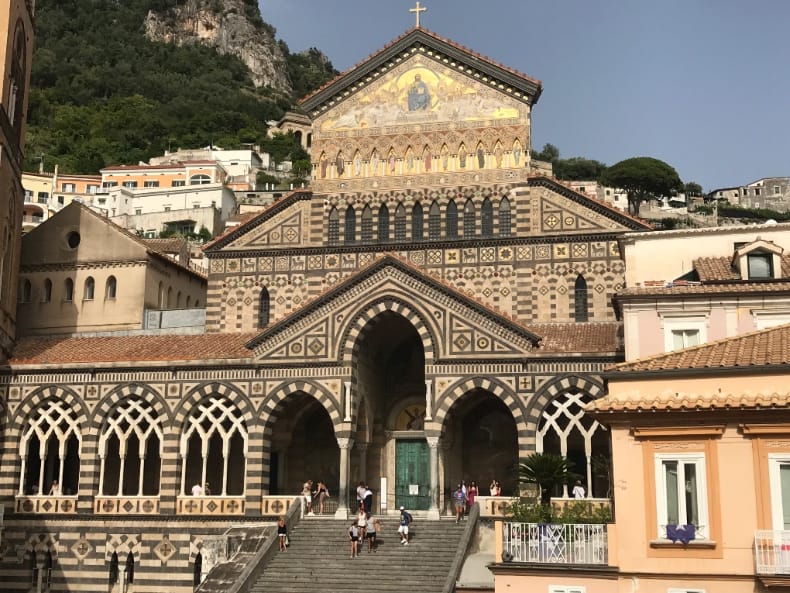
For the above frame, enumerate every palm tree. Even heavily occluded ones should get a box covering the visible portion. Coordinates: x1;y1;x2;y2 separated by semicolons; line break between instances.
518;453;578;504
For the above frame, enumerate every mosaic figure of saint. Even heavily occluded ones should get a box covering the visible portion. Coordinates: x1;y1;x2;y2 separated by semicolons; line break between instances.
407;73;431;111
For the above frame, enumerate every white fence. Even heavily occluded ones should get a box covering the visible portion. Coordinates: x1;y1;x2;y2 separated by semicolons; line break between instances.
503;522;608;565
755;530;790;575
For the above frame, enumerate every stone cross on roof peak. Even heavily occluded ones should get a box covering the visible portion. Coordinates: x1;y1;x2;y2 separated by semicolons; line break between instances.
409;1;427;28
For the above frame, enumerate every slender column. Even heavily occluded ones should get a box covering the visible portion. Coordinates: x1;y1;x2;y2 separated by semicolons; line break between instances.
38;455;45;495
200;441;208;493
117;455;126;496
335;437;354;519
138;454;145;496
424;379;433;421
221;440;229;496
426;436;440;520
179;441;188;496
343;382;352;421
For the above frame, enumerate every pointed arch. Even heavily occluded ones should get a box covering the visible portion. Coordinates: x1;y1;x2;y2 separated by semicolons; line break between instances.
370;149;379;176
441;144;450;171
387;147;397;174
411;202;424;241
476;141;486;169
361;204;373;243
422;145;432;172
458;143;467;169
352;149;363;177
481;198;494;237
319;152;328;179
405;146;415;172
327;206;339;245
428;200;441;240
446;199;458;239
344;205;356;244
493;140;504;168
463;198;476;238
377;203;390;242
499;196;512;237
512;139;523;166
258;287;270;328
335;151;345;177
43;278;52;303
394;203;406;241
574;274;589;322
259;381;342;437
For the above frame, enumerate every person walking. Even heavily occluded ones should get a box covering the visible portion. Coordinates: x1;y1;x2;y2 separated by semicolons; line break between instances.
277;516;288;552
302;480;314;515
314;480;329;514
366;513;379;553
348;521;361;558
467;481;478;511
398;506;412;545
356;506;368;539
452;484;467;523
363;484;373;514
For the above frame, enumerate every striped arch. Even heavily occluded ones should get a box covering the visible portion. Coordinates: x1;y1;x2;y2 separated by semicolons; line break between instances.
526;374;604;435
93;383;170;428
258;380;342;438
340;297;438;365
433;376;530;457
10;385;88;430
174;382;255;428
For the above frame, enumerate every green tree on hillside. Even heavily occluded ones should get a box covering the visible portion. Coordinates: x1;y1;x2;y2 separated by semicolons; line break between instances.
531;143;607;181
599;157;683;215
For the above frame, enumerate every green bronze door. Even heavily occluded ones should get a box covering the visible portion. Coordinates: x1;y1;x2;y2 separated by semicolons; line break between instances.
395;440;430;510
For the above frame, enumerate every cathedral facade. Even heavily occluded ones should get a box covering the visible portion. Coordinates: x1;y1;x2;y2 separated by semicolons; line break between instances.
0;27;649;592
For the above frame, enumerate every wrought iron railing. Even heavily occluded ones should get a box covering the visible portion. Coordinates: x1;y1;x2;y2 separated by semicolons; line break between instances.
755;530;790;575
503;522;608;565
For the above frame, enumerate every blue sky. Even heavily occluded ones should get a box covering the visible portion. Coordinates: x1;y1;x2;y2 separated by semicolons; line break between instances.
260;0;790;192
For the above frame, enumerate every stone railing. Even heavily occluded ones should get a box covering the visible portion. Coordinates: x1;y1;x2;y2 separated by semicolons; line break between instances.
15;495;78;514
94;496;160;515
176;496;246;515
259;495;297;517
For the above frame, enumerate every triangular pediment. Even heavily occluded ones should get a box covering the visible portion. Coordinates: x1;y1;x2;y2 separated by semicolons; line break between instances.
246;255;540;364
300;28;542;119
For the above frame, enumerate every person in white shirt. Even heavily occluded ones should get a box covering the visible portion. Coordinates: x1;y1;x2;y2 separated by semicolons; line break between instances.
191;482;203;496
572;480;586;499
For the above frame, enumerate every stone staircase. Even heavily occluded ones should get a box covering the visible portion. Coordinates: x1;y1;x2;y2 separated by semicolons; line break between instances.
249;516;469;593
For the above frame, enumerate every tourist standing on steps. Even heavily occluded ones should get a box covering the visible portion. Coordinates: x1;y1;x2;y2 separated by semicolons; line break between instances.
356;506;368;539
452;484;466;523
398;506;412;545
363;483;373;514
467;481;478;513
277;516;288;552
366;514;380;553
315;480;329;514
348;522;360;558
356;482;366;511
302;479;314;515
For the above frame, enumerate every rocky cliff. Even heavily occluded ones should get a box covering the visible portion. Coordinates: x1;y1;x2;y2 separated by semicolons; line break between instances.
144;0;292;93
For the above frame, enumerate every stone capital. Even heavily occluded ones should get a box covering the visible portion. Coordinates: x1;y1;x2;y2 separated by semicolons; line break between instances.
426;436;440;448
336;437;355;449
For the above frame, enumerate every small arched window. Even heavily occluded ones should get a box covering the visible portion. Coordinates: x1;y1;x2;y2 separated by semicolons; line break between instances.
344;205;356;244
378;204;390;242
186;295;191;307
361;205;372;243
157;281;164;308
258;288;270;328
411;203;424;241
428;201;441;240
43;278;52;303
64;278;74;302
109;552;119;586
106;276;117;300
189;174;211;185
167;287;172;308
394;204;406;242
499;197;512;237
327;207;339;245
481;198;494;237
463;199;476;238
446;200;458;239
20;279;31;302
574;275;589;322
84;277;95;300
194;552;203;587
125;552;135;585
177;291;182;308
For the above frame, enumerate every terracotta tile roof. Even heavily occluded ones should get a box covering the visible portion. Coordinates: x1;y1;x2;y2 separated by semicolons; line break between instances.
142;238;188;253
693;254;790;281
588;388;790;413
532;322;622;354
300;27;542;108
607;323;790;373
9;333;258;366
617;280;790;297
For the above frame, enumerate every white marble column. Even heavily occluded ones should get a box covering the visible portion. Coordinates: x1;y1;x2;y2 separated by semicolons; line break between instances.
424;379;433;421
335;437;354;519
427;436;441;520
343;382;352;421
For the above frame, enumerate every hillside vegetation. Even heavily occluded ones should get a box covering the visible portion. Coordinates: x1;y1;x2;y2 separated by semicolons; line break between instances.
25;0;336;174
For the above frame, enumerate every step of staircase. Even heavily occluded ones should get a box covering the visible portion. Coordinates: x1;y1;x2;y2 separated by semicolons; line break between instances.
250;517;469;593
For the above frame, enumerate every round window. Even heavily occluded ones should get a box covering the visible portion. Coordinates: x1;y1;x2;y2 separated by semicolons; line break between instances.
66;231;81;249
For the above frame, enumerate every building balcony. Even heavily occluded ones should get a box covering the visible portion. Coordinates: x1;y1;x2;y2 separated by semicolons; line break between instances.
94;496;160;515
502;522;609;565
176;495;245;515
15;495;78;514
755;530;790;576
